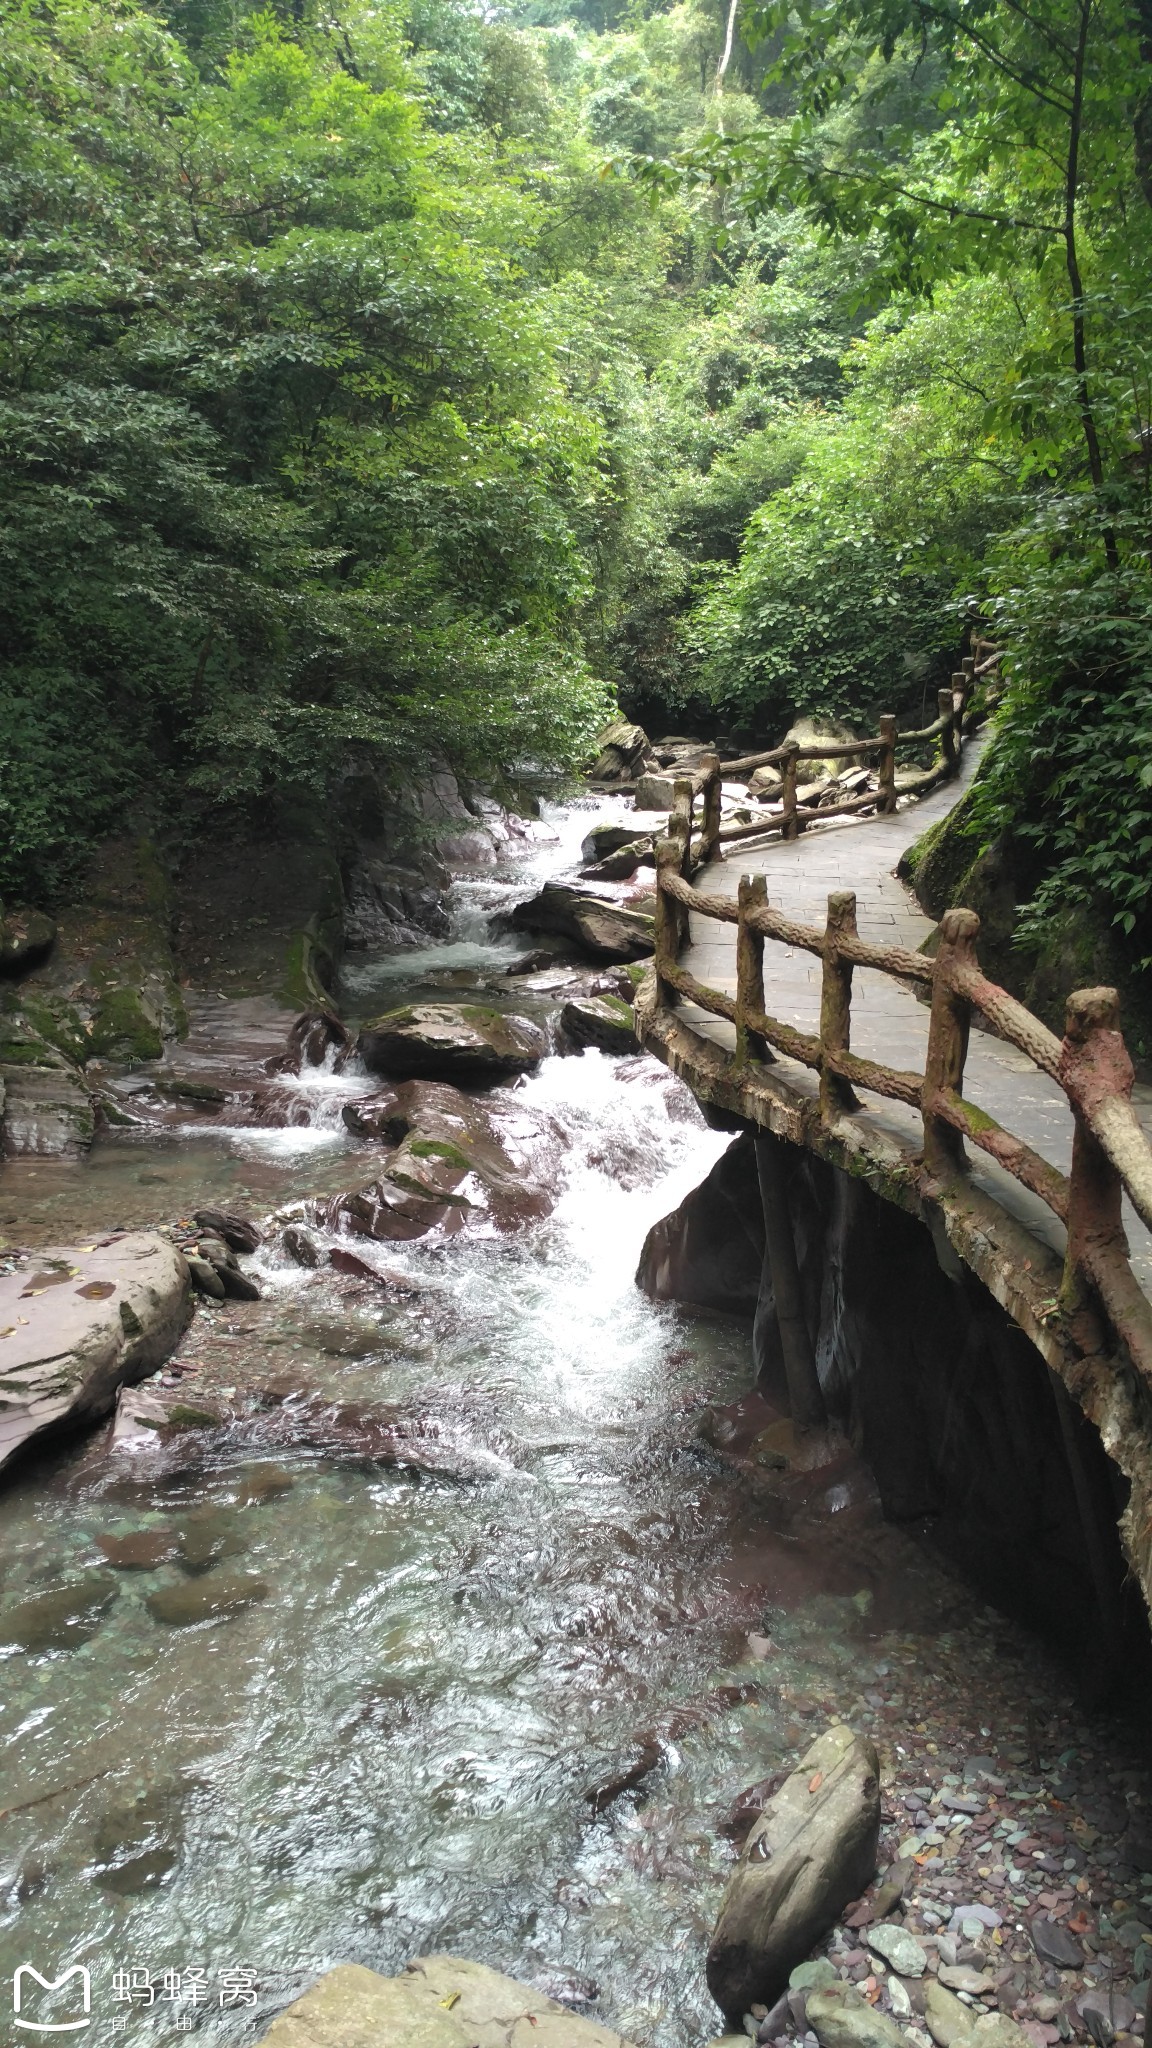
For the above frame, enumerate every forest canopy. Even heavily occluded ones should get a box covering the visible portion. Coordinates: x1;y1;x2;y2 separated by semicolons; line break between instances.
2;0;1151;991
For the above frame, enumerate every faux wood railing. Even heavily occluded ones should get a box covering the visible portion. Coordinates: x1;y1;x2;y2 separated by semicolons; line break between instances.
676;668;976;866
650;715;1152;1388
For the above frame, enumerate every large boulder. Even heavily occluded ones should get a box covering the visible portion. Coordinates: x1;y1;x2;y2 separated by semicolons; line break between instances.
0;1063;95;1158
0;1233;192;1474
580;823;652;865
258;1956;636;2048
358;1005;546;1082
509;885;654;964
633;774;678;812
323;1078;555;1240
561;995;637;1054
587;719;651;785
706;1724;881;2020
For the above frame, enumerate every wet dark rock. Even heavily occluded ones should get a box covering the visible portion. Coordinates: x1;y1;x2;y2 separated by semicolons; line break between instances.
560;995;638;1055
236;1465;294;1504
219;1265;261;1301
0;1574;119;1651
284;1010;351;1071
508;885;654;964
585;1738;664;1814
580;845;648;882
581;824;650;865
342;1089;408;1142
95;1530;179;1570
176;1509;247;1573
192;1208;261;1253
358;1004;545;1082
282;1223;323;1267
146;1569;268;1626
721;1774;790;1848
707;1725;881;2020
1031;1918;1086;1970
187;1255;225;1300
323;1081;553;1242
93;1784;184;1894
0;907;57;972
328;1247;418;1284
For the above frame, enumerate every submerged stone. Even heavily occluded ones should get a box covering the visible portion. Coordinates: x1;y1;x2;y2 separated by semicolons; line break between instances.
147;1569;268;1626
95;1529;179;1570
0;1574;119;1651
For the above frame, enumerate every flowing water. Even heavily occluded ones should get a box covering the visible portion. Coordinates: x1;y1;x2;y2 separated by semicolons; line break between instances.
0;802;1044;2046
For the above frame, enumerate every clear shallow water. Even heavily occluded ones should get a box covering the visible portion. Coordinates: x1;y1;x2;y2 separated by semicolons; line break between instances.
0;802;980;2048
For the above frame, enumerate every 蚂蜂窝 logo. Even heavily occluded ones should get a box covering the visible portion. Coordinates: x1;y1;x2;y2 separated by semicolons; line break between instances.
13;1964;93;2032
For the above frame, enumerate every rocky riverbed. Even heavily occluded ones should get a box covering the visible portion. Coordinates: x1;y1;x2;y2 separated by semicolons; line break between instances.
1;783;1150;2048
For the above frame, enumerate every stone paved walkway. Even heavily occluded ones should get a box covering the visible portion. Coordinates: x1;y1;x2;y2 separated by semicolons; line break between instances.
675;743;1152;1293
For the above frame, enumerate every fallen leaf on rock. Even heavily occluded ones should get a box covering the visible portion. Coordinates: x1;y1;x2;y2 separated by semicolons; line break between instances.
809;1771;824;1793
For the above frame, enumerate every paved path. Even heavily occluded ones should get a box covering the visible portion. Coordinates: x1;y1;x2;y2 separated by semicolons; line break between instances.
675;746;1152;1294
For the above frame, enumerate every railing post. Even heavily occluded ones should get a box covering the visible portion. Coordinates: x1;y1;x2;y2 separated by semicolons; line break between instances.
878;715;897;813
653;839;682;1005
921;907;979;1178
672;775;695;878
736;874;772;1066
939;686;958;777
1060;988;1129;1326
701;755;723;865
819;890;860;1117
781;744;800;840
958;661;973;729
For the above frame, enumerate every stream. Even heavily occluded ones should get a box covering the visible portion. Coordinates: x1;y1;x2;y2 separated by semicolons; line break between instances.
0;800;1122;2047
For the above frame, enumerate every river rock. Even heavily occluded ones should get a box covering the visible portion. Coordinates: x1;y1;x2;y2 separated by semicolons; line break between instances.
146;1569;268;1626
634;773;679;811
560;996;637;1054
937;1966;993;1995
581;824;651;864
923;1982;979;2048
283;1223;323;1267
257;1955;637;2048
325;1081;554;1241
509;885;654;963
1029;1917;1084;1970
867;1926;927;1977
358;1005;545;1081
806;1983;908;2048
0;1573;119;1650
96;1529;180;1569
706;1725;881;2019
587;719;652;785
581;845;644;881
342;1089;407;1141
0;1234;191;1474
193;1208;261;1253
0;1062;94;1157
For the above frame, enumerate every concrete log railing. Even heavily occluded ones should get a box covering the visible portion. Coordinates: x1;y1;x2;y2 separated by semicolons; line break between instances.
650;838;1152;1385
671;665;976;870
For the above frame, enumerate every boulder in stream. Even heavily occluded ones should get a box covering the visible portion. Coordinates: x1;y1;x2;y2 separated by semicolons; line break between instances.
358;1004;545;1082
508;884;654;963
258;1955;637;2048
0;1234;192;1475
0;1062;95;1158
706;1724;881;2020
561;995;637;1055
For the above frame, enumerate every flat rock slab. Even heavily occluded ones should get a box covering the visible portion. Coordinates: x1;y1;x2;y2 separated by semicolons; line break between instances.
0;1233;191;1473
258;1956;637;2048
707;1724;881;2019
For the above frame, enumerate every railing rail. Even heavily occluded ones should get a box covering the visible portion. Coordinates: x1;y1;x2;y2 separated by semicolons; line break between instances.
650;679;1152;1388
